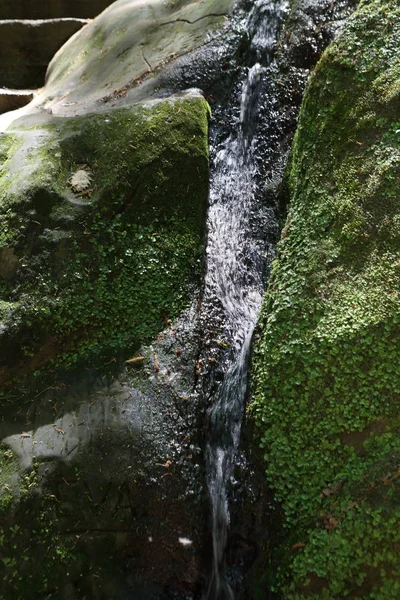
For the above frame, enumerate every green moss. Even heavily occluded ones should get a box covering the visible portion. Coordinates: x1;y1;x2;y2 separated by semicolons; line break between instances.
0;134;23;242
251;0;400;597
0;444;18;510
0;467;80;599
0;97;210;379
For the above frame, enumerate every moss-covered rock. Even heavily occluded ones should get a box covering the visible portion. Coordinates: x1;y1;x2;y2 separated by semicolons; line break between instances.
0;342;206;598
251;0;400;597
0;95;210;385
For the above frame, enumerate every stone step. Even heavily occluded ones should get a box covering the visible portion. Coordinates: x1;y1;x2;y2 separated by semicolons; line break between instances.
0;0;113;19
0;18;88;89
0;88;35;114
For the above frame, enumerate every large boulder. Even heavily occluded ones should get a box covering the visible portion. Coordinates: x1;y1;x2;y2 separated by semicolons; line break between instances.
0;95;210;385
0;1;238;597
0;0;233;385
0;0;235;127
251;0;400;597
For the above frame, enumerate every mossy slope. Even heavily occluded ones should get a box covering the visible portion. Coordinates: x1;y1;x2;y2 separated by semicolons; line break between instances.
0;96;210;384
251;0;400;597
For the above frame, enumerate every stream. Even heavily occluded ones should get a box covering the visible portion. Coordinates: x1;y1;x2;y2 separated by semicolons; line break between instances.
202;1;287;597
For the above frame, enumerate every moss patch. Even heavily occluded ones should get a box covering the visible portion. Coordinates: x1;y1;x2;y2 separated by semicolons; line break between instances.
0;97;210;385
0;459;82;599
251;0;400;597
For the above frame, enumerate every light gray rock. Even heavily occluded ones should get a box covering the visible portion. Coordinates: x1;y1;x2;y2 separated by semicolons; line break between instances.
0;0;236;131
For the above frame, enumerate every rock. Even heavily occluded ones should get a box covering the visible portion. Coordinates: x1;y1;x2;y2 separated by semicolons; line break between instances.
0;326;206;598
0;94;210;385
0;0;240;381
0;0;235;127
250;0;400;597
0;1;239;597
0;18;88;88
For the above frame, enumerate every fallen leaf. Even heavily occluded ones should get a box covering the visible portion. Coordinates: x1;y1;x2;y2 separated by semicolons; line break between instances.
125;356;144;367
52;425;65;435
290;542;305;551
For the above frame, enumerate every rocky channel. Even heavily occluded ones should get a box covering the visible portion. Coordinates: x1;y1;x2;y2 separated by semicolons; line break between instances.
0;0;399;599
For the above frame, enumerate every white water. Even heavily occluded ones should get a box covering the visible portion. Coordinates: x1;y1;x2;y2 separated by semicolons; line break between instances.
203;1;288;598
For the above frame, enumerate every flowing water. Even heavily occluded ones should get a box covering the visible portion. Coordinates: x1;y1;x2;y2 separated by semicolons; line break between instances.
203;1;288;598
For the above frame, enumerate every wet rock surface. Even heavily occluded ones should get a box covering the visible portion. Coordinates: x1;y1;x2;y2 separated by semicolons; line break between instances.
179;0;359;596
0;304;207;598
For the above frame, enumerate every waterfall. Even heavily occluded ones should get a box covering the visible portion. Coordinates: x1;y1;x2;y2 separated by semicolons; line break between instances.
203;1;288;598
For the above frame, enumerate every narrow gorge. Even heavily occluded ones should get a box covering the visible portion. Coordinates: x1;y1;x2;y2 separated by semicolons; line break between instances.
0;0;399;599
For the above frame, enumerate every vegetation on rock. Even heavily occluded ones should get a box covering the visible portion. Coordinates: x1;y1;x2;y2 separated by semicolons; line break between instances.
251;0;400;596
0;96;210;599
0;97;210;386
